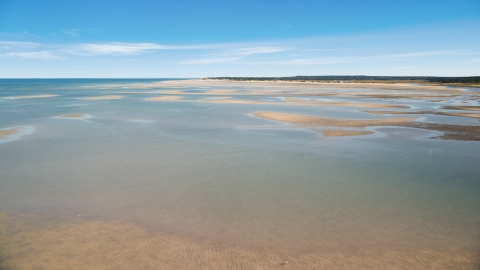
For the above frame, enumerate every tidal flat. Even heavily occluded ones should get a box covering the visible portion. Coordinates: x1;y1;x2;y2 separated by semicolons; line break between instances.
0;79;479;269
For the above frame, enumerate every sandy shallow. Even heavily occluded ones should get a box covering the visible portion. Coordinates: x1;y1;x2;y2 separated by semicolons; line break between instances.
285;98;409;108
146;96;182;101
1;213;477;270
254;111;480;141
0;128;19;138
58;114;86;118
79;95;123;100
442;106;480;111
365;111;480;120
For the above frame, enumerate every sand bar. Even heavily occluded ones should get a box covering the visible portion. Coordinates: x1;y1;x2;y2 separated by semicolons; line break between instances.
0;128;19;138
206;90;238;94
365;110;480;120
201;99;273;105
79;95;123;100
322;130;374;137
442;106;480;111
146;96;182;101
254;111;413;128
59;114;86;118
254;111;480;140
8;94;58;99
286;98;409;108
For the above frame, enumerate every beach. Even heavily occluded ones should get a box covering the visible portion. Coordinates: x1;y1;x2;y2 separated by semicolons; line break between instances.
0;79;479;269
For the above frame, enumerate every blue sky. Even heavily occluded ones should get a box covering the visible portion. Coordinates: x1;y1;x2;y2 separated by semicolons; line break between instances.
0;0;479;77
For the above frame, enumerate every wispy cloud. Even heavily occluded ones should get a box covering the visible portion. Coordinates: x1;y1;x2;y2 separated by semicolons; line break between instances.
2;51;61;60
181;46;287;64
395;66;414;69
62;28;100;37
0;41;39;48
377;50;455;59
69;42;165;56
249;57;351;66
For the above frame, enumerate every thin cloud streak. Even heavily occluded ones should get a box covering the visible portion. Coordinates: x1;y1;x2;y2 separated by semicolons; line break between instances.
2;51;62;60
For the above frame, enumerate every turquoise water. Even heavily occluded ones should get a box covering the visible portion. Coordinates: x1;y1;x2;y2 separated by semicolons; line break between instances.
0;79;479;259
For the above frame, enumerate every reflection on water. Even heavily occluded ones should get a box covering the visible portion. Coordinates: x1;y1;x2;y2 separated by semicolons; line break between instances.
0;79;479;269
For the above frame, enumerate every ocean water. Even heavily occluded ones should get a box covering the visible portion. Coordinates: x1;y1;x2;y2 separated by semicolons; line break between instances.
0;79;479;269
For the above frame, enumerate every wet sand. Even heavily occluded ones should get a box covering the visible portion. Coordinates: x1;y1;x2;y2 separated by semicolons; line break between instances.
285;98;409;108
58;114;86;118
146;96;182;101
201;99;273;105
365;111;480;120
0;128;19;138
79;95;123;100
1;213;477;270
254;111;480;140
442;106;480;111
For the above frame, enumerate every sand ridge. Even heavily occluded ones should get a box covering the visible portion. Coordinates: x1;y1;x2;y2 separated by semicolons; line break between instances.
285;97;409;108
79;95;123;100
254;111;480;140
58;114;86;118
365;110;480;120
0;128;19;138
146;96;183;101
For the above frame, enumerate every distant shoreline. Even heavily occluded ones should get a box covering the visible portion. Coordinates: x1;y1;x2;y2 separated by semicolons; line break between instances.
202;76;480;88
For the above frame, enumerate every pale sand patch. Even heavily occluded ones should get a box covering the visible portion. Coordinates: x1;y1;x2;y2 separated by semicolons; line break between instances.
323;130;374;137
79;95;123;100
158;90;185;94
201;99;273;105
8;94;58;99
0;213;477;270
254;111;413;128
285;97;409;108
365;111;480;120
442;106;480;111
146;96;182;101
0;128;19;138
206;90;238;94
59;114;85;118
254;111;480;141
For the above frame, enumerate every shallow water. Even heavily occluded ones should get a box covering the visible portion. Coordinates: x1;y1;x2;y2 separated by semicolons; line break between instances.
0;79;479;269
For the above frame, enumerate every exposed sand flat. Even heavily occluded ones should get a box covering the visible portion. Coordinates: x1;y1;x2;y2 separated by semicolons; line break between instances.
285;98;409;108
59;114;85;118
146;96;182;101
0;128;19;138
79;95;123;100
442;106;480;111
323;130;374;137
254;111;413;128
1;213;477;270
442;112;480;120
8;94;58;99
93;79;467;93
206;90;238;94
254;111;480;140
158;90;185;94
365;110;480;120
201;99;273;105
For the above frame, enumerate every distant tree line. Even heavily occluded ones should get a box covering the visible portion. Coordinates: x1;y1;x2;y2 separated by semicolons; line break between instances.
206;76;480;83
